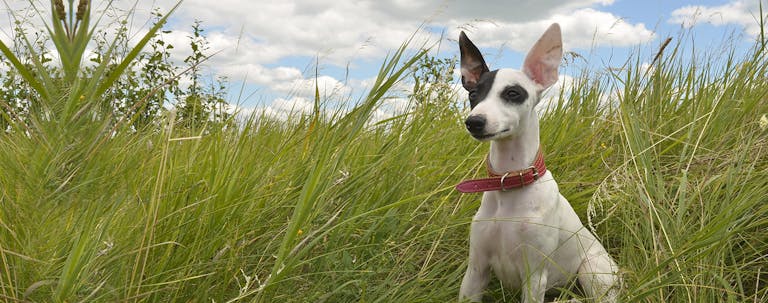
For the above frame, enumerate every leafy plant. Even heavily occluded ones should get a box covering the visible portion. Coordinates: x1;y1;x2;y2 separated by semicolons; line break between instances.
0;1;233;133
175;20;232;129
0;0;182;132
410;53;457;105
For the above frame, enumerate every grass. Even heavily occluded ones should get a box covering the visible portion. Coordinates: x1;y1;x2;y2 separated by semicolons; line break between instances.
1;12;768;303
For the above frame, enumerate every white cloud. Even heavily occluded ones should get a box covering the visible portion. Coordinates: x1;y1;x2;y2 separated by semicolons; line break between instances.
369;96;411;122
538;74;576;111
156;0;426;64
259;96;314;121
272;75;351;98
452;8;654;53
138;26;353;101
139;0;652;67
271;97;314;114
669;0;768;37
227;103;256;118
559;9;655;48
382;97;411;113
0;3;40;41
369;0;616;25
536;73;625;114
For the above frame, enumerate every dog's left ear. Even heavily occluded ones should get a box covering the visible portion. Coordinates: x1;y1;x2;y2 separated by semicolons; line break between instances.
459;31;490;91
522;23;563;91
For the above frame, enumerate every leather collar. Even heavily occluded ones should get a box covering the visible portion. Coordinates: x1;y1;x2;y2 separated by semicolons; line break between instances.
456;148;547;193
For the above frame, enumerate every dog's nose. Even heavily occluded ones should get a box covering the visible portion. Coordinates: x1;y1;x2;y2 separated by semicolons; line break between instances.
465;115;486;133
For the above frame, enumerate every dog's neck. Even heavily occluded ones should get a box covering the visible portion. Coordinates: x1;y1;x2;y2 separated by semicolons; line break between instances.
488;115;540;173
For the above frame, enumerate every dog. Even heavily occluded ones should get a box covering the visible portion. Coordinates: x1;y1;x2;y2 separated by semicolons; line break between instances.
456;23;619;302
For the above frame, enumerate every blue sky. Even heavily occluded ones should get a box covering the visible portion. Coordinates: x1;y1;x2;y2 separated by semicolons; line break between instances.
4;0;766;119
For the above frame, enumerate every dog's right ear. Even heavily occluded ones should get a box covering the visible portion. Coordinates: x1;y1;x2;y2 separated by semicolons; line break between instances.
522;23;562;91
459;31;489;91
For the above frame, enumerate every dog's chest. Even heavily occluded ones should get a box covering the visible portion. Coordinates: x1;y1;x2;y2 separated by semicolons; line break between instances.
475;192;556;247
472;184;562;286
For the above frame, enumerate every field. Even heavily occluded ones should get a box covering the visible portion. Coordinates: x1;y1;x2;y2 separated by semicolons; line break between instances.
1;6;768;303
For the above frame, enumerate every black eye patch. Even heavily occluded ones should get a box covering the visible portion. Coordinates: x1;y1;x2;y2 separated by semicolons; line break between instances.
500;84;527;104
467;70;498;109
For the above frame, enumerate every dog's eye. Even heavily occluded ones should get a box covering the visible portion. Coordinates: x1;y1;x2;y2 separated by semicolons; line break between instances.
467;90;481;108
468;90;478;101
501;85;527;104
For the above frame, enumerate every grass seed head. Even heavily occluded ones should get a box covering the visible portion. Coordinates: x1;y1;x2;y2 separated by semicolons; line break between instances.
53;0;66;21
76;0;89;21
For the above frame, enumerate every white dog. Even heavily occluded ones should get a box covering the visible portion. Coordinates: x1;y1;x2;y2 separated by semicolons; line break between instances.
456;23;619;302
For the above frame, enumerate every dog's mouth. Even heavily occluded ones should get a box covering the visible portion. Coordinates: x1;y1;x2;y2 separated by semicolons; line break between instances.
470;128;511;141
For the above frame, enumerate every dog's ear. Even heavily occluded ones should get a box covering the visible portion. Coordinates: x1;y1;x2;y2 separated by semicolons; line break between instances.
522;23;562;91
459;31;489;91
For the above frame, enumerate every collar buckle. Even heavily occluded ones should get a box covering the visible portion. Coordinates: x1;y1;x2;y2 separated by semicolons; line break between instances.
529;165;539;180
499;172;510;192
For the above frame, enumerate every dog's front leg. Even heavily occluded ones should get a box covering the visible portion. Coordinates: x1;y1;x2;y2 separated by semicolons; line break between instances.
578;250;619;302
521;270;548;303
459;248;489;302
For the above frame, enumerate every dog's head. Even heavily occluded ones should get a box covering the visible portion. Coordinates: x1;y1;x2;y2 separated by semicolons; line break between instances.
459;23;562;141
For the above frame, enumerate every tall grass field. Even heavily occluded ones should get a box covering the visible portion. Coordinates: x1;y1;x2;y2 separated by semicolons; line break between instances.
1;2;767;302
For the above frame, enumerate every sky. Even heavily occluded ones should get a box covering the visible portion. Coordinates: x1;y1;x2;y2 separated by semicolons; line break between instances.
2;0;767;119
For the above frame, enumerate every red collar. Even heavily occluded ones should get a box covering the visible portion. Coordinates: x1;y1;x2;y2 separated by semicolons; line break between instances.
456;148;547;193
